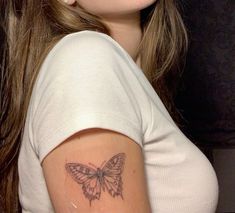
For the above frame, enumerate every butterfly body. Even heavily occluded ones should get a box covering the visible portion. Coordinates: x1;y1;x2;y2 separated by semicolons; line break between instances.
65;153;126;205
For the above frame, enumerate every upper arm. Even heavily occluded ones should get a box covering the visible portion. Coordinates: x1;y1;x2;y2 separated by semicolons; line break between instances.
42;128;151;213
34;32;150;212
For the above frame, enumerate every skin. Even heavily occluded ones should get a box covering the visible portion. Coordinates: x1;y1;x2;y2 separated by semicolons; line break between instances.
63;0;157;64
43;130;151;212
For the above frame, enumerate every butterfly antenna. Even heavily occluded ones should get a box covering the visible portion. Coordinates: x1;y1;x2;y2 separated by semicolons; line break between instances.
100;160;107;168
88;162;98;169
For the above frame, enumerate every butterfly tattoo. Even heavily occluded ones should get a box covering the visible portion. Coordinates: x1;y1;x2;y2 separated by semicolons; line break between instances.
65;153;126;205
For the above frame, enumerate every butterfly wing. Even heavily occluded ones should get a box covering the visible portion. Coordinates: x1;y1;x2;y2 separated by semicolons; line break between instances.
82;175;101;205
65;163;96;184
65;163;101;204
101;153;126;198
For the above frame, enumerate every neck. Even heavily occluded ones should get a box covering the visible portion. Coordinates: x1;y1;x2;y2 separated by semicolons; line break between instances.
101;12;142;64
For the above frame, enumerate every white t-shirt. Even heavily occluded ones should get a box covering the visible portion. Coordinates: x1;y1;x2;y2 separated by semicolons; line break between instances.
18;30;219;213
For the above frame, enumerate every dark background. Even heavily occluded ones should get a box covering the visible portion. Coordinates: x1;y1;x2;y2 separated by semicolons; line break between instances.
177;0;235;148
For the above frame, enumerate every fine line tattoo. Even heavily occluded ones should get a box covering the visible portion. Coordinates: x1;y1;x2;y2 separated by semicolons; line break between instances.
65;153;126;205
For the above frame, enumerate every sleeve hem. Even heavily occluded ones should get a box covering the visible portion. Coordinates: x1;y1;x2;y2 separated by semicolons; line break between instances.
37;112;143;163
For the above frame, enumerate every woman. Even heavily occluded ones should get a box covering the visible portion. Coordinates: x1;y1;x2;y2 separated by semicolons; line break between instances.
0;0;218;212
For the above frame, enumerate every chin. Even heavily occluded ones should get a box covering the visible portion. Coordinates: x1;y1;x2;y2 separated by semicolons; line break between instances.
78;0;157;16
135;0;157;9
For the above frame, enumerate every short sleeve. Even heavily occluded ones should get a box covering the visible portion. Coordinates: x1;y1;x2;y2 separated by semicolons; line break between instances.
31;31;143;163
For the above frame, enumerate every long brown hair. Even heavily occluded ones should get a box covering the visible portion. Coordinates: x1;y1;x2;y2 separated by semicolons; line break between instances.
0;0;187;212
